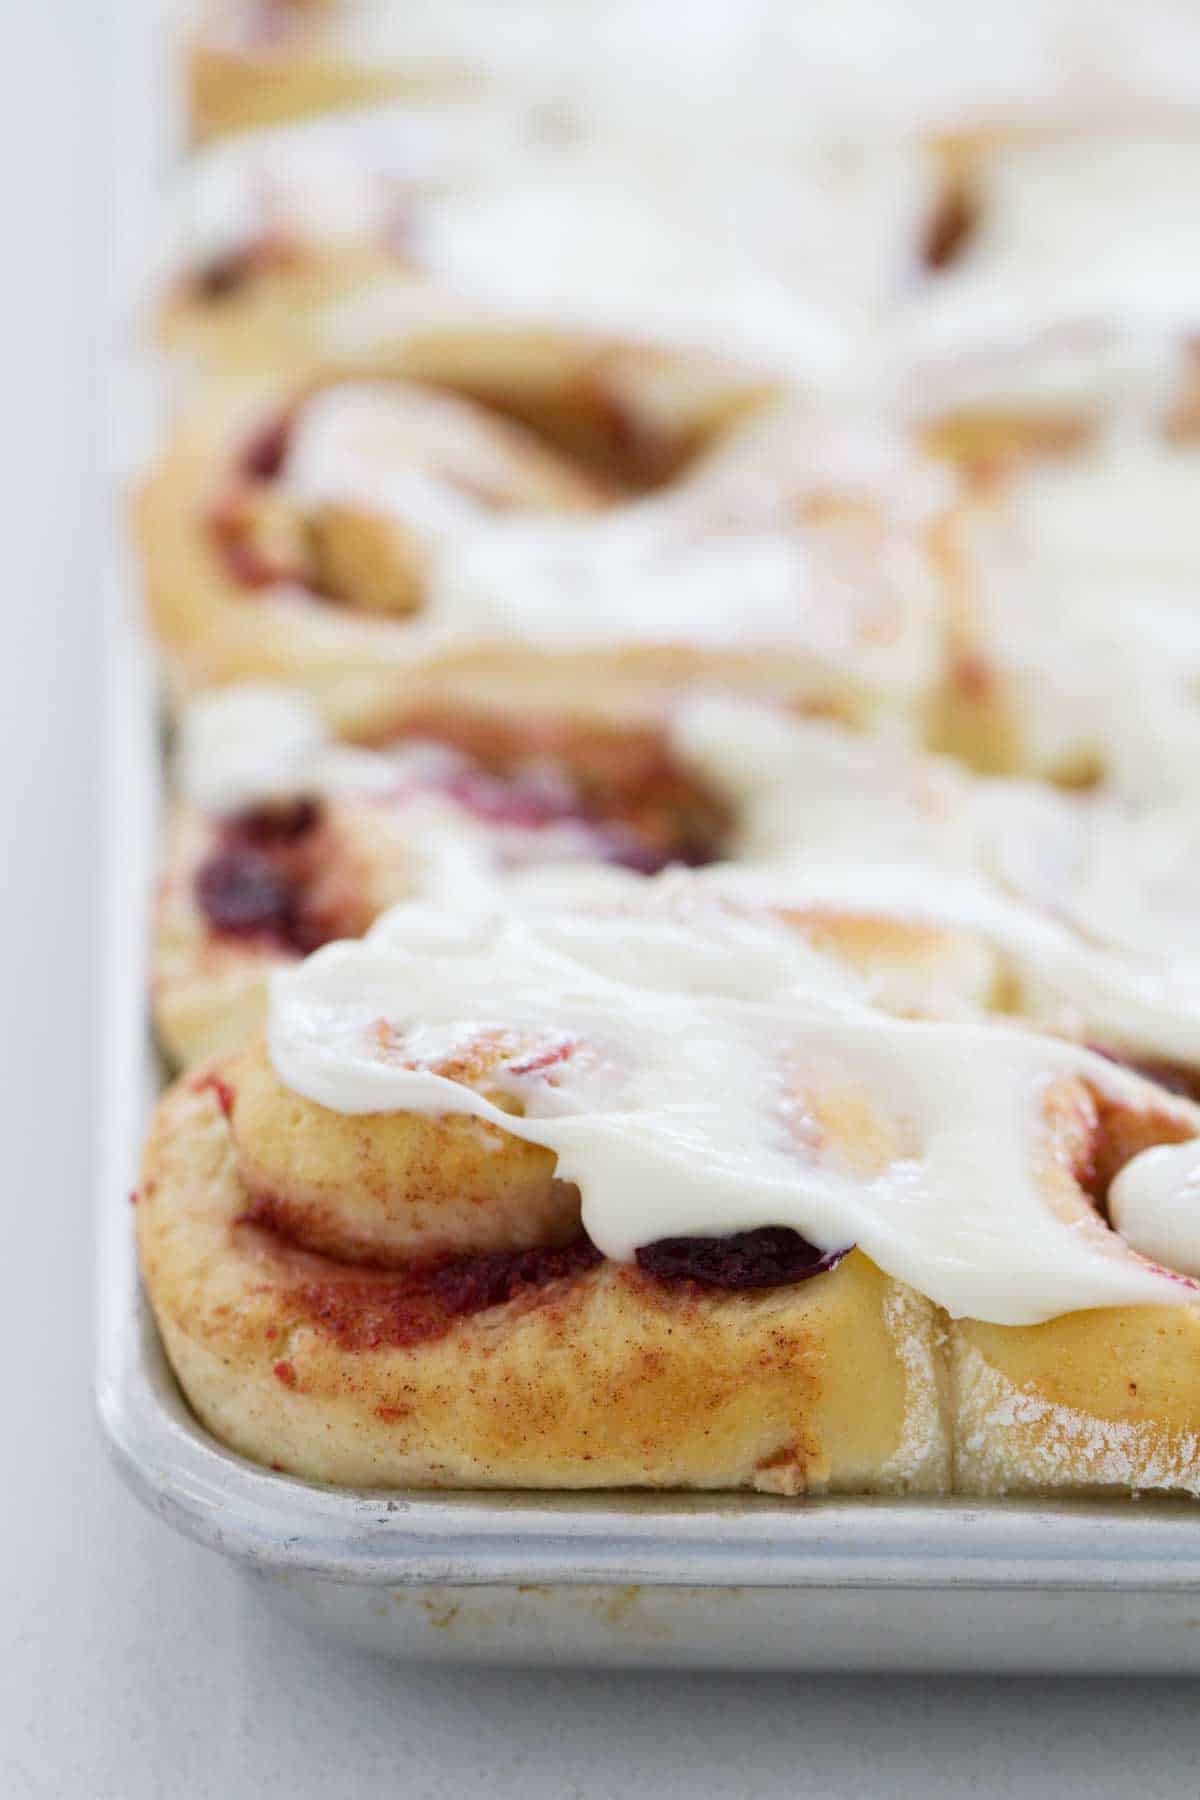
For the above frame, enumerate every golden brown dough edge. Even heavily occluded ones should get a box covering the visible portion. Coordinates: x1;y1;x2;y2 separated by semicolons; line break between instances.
951;1311;1200;1497
136;1066;951;1492
187;39;441;144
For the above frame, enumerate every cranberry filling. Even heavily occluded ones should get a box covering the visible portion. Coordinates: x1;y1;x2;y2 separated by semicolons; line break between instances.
239;414;294;483
636;1227;851;1291
439;760;727;874
195;849;295;937
287;1236;604;1352
442;768;578;831
194;801;332;957
227;798;320;846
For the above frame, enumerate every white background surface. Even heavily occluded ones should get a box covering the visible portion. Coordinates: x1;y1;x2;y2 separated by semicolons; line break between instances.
2;5;1199;1795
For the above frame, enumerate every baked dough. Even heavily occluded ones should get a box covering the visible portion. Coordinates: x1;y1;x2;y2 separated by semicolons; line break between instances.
137;1012;1200;1496
188;2;472;141
136;1062;949;1491
137;366;947;738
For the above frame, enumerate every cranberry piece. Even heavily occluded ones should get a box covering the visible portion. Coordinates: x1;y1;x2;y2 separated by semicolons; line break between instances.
602;835;679;876
226;799;321;848
239;415;293;483
424;1237;603;1319
284;1236;604;1352
195;848;295;938
443;770;566;830
636;1226;851;1291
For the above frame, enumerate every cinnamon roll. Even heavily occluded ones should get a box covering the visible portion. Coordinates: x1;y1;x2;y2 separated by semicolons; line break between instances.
137;368;949;738
154;686;733;1066
160;100;545;370
137;887;955;1491
163;89;933;388
136;879;1200;1493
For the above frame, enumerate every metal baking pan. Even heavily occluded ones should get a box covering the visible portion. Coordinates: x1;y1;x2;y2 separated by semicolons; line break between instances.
94;602;1200;1672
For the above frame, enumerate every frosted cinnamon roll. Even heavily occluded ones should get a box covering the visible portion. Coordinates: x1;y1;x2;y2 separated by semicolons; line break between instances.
913;330;1200;787
137;887;957;1491
154;687;733;1066
137;369;949;738
161;89;933;390
159;100;555;370
136;880;1200;1493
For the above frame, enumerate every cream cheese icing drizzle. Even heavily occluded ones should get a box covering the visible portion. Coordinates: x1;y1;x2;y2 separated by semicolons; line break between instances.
908;134;1200;359
204;2;1200;131
667;694;970;866
1109;1142;1200;1278
937;366;1200;801
274;382;943;692
665;696;1200;1061
172;100;570;275
177;686;417;814
266;879;1200;1323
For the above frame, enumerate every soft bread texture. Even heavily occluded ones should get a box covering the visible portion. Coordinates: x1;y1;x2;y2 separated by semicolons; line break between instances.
950;1081;1200;1496
136;1065;951;1492
227;1042;572;1263
952;1309;1200;1496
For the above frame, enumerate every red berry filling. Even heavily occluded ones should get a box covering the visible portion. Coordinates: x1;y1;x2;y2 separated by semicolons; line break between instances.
437;763;716;874
194;801;334;956
636;1227;851;1290
284;1236;604;1352
195;848;295;937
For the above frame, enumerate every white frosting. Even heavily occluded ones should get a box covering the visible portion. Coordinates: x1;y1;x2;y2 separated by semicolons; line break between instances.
172;99;568;275
908;134;1200;365
273;383;942;693
668;694;969;867
403;128;931;381
1109;1142;1200;1278
938;383;1200;801
996;423;1200;592
177;686;333;813
978;783;1200;967
662;697;1200;1063
204;2;1200;125
266;880;1200;1324
905;325;1195;434
176;684;444;815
